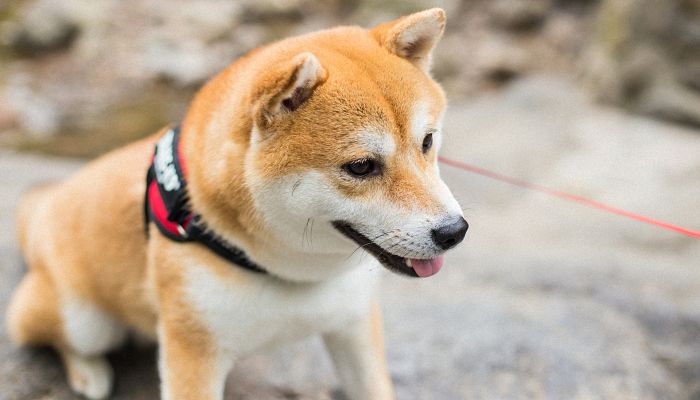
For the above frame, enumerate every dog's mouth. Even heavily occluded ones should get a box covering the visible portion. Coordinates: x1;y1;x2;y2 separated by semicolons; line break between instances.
332;221;444;278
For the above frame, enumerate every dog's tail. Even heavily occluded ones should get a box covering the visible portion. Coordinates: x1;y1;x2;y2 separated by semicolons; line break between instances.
16;182;56;257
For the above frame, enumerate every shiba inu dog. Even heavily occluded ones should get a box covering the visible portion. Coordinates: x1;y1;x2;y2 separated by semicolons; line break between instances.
7;8;467;400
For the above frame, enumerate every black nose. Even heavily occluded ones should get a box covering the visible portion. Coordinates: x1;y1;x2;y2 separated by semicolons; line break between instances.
431;216;469;250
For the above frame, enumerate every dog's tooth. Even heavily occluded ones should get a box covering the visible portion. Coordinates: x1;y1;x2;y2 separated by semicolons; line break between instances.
405;259;412;267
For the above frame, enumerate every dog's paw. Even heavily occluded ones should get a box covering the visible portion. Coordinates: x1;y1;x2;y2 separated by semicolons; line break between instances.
64;353;114;400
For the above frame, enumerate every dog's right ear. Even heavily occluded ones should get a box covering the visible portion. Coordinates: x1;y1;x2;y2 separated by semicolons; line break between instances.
253;52;327;130
372;8;446;73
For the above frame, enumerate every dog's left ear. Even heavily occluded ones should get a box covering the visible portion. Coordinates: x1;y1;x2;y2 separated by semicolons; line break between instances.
372;8;446;73
254;52;327;129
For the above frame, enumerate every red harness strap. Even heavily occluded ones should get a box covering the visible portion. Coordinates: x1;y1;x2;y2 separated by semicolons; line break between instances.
144;125;267;273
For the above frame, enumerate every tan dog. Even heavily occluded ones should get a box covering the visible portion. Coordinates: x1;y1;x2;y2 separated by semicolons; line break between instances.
7;8;467;400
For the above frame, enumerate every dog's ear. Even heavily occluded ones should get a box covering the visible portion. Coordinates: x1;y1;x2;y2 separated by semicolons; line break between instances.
254;52;327;129
372;8;446;73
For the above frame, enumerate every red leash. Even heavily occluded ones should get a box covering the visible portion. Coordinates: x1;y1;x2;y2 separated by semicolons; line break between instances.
438;156;700;239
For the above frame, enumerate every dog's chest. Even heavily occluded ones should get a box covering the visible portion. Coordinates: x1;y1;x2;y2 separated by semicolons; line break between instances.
183;262;381;355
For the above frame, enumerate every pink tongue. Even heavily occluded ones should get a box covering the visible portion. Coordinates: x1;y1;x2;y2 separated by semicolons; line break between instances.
409;255;444;278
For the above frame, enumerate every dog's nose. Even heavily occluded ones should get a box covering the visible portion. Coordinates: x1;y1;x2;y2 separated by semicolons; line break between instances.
431;216;469;250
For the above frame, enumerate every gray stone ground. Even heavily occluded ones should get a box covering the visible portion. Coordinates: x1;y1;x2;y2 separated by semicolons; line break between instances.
1;77;699;399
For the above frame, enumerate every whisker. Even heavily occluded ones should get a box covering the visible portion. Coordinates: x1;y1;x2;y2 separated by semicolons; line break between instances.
291;180;302;196
308;218;315;247
348;230;391;259
302;218;312;248
347;228;402;261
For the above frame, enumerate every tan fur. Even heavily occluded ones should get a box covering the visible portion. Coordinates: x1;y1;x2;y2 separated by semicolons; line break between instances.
7;270;62;346
8;9;454;400
153;234;222;400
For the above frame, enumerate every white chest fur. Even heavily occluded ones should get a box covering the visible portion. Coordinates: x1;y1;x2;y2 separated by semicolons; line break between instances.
183;260;382;357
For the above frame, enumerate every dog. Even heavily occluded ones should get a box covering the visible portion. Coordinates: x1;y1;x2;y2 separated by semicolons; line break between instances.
7;8;467;400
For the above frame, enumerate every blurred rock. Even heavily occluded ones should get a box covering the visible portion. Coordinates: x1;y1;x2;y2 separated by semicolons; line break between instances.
1;0;79;56
239;0;306;23
582;0;700;127
0;105;18;132
473;36;529;86
3;72;61;136
487;0;552;30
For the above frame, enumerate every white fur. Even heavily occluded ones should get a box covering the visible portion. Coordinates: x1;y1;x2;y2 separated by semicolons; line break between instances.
60;300;123;400
410;101;445;149
357;128;396;157
324;320;394;399
62;352;113;400
411;101;432;144
183;256;382;356
296;52;323;86
62;298;127;356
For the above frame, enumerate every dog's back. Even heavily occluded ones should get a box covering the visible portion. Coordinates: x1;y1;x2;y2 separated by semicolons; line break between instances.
16;182;55;258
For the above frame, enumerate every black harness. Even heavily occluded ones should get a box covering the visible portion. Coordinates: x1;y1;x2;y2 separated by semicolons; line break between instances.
144;125;268;274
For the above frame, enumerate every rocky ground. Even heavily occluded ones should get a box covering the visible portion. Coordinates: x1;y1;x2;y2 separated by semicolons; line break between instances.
1;76;699;399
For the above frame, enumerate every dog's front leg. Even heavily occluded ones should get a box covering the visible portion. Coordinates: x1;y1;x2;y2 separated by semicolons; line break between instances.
158;313;231;400
323;302;395;400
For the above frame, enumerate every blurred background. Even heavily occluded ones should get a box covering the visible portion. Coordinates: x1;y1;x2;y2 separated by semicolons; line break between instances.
0;0;699;399
0;0;699;156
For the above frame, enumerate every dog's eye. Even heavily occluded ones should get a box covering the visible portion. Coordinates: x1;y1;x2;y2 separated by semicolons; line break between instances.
422;132;433;153
343;158;380;178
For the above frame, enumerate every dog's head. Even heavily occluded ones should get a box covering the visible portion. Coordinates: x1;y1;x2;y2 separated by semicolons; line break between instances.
242;9;466;278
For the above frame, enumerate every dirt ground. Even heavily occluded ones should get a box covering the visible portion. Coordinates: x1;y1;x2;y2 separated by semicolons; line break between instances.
1;76;699;399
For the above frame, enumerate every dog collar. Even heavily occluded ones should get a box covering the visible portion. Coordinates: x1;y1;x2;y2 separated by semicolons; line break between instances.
144;125;268;275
